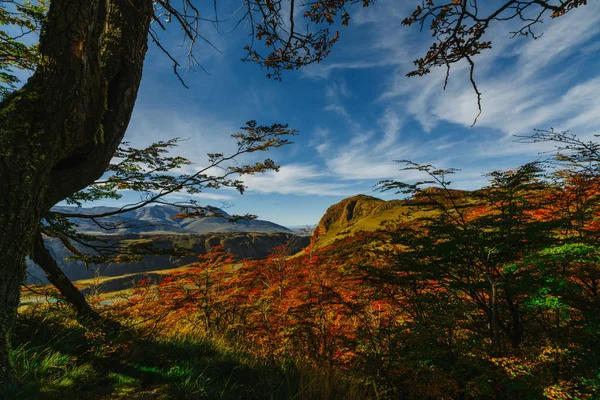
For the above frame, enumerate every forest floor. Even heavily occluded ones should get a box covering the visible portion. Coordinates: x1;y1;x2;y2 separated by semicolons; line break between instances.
2;305;374;400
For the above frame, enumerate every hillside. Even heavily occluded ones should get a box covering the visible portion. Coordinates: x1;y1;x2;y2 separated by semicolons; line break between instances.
313;194;410;249
313;190;472;249
18;181;600;399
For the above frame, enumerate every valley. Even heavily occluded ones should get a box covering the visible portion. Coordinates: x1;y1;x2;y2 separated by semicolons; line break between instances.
27;204;308;284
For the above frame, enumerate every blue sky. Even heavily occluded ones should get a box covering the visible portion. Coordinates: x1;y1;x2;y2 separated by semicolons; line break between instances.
104;0;600;226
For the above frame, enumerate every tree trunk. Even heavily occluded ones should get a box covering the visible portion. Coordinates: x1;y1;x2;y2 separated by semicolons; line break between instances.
505;293;523;351
32;233;100;321
0;0;152;384
0;198;39;385
0;115;48;384
491;282;501;353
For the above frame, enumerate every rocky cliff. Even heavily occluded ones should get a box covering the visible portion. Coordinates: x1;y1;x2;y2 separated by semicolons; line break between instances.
313;195;407;247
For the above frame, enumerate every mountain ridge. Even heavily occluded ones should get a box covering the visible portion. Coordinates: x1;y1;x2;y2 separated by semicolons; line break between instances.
51;204;292;235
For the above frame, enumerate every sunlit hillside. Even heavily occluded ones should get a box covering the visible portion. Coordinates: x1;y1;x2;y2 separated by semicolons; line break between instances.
312;189;473;250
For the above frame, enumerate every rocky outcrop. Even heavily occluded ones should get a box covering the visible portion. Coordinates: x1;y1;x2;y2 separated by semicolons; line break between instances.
312;194;411;250
317;194;404;234
318;195;381;233
313;190;474;251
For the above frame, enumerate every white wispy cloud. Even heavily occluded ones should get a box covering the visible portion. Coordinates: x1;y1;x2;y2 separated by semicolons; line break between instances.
125;108;240;162
320;107;434;181
378;1;600;135
324;80;353;118
302;0;600;138
301;1;415;79
130;0;600;206
309;127;332;155
241;164;358;196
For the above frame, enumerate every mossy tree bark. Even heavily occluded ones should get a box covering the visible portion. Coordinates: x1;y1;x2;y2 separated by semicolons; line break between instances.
0;0;152;384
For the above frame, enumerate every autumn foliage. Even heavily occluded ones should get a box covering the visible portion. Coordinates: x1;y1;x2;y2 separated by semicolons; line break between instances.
111;157;600;399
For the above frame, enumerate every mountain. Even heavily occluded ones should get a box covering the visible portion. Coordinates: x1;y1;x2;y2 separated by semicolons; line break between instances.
313;193;451;249
51;204;292;234
313;195;406;248
313;190;473;250
26;205;302;284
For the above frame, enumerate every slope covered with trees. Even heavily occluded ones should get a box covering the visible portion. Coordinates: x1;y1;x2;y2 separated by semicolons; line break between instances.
5;134;600;398
103;140;599;399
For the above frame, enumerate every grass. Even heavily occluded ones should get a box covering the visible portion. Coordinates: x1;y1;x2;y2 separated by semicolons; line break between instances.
21;257;252;312
311;192;483;251
2;305;375;400
313;201;417;250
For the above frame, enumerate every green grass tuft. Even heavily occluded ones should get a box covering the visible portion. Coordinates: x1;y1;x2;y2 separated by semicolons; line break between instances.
3;306;374;399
